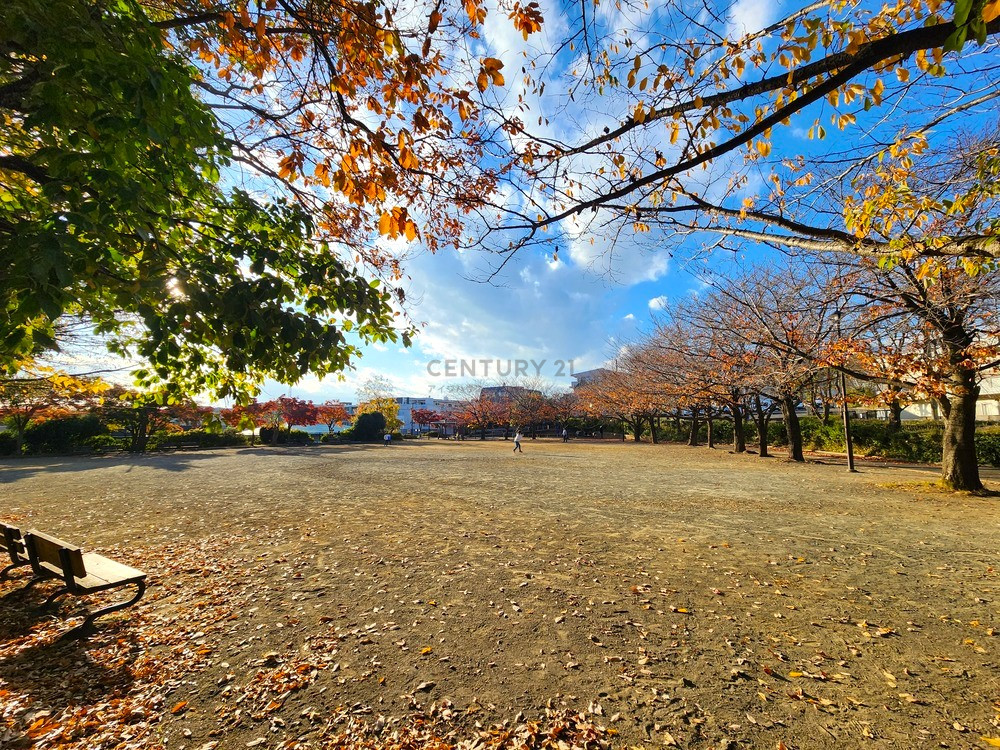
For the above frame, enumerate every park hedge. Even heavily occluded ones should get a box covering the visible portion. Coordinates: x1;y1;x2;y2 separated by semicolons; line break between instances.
652;415;1000;466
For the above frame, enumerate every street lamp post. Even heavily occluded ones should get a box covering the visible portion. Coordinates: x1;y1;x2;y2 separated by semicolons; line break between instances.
833;309;857;473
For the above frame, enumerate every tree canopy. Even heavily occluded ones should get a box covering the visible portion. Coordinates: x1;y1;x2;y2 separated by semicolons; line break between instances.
477;0;1000;272
1;0;535;396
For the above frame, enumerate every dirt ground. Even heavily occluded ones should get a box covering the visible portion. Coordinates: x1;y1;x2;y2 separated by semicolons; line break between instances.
0;440;999;749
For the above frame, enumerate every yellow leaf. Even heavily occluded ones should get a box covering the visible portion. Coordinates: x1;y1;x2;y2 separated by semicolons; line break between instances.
171;701;188;715
982;738;1000;748
788;671;803;678
378;212;392;236
984;0;1000;23
404;220;417;241
421;647;433;655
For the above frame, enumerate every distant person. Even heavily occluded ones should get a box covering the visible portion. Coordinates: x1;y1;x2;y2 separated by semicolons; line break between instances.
513;430;523;453
562;427;568;442
599;425;604;438
383;432;391;446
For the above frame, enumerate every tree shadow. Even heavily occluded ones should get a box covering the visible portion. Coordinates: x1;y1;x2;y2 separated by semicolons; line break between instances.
0;577;58;639
0;451;224;482
0;622;137;718
0;580;138;724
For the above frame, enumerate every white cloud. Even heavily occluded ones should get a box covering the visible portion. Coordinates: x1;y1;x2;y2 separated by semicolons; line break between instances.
727;0;778;38
648;295;668;310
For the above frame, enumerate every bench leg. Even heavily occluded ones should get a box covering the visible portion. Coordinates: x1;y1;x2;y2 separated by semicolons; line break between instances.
0;562;28;581
41;586;71;610
81;579;147;629
22;574;47;591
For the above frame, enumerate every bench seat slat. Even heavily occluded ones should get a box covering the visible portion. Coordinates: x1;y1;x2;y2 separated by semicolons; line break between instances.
75;553;145;590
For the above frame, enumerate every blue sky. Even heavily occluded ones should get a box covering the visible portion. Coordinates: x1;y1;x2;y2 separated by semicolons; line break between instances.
68;0;990;405
264;0;788;404
260;235;706;403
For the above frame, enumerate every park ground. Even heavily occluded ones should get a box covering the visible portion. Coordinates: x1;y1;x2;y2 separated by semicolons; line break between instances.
0;441;998;749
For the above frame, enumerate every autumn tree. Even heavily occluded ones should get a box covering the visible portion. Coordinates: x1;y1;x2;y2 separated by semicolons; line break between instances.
317;401;351;433
447;381;502;440
100;386;173;453
410;408;441;433
483;0;1000;270
356;398;402;433
2;0;543;395
0;365;106;452
821;258;1000;490
275;396;320;434
169;401;215;431
576;357;667;443
220;401;273;445
548;391;581;430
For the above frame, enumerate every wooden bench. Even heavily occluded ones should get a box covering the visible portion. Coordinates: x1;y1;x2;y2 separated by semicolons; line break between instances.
0;522;31;580
22;530;147;630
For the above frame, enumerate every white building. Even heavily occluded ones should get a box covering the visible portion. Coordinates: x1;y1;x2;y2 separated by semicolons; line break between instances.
571;368;611;389
394;396;463;434
900;373;1000;422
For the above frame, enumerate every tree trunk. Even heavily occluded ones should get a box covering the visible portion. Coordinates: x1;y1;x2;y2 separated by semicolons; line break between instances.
939;378;983;491
706;413;715;449
888;399;903;431
12;416;28;454
730;395;746;453
672;409;681;432
822;400;832;424
133;412;150;453
687;408;700;446
754;396;770;458
480;425;486;440
649;415;658;444
780;394;804;462
632;419;641;442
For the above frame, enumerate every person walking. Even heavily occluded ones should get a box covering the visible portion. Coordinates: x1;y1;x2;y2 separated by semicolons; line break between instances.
383;432;391;446
513;430;523;453
561;427;568;442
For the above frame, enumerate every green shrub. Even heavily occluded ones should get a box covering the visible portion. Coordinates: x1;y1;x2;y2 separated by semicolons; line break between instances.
707;419;734;445
24;415;108;454
976;430;1000;467
0;432;18;456
351;411;386;441
278;429;314;445
85;434;125;453
157;429;249;449
797;416;845;451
